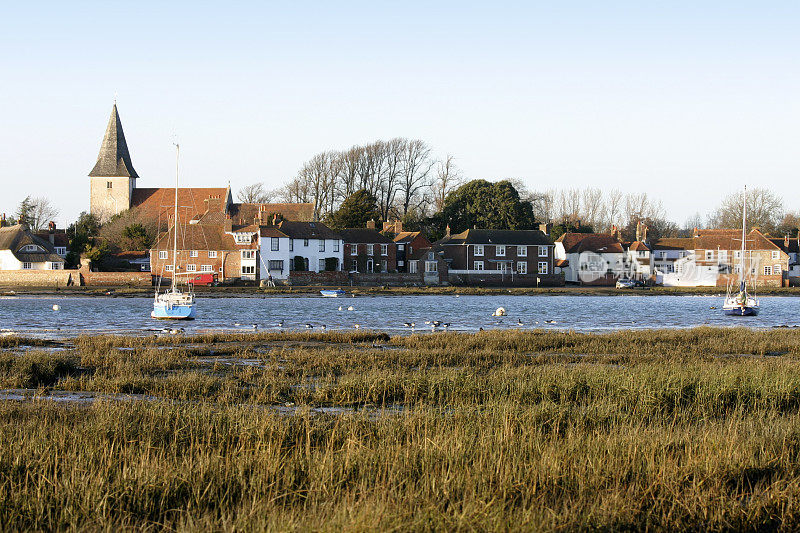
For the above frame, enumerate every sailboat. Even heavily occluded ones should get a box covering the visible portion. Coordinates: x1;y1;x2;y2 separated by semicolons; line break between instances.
151;144;196;320
722;186;759;316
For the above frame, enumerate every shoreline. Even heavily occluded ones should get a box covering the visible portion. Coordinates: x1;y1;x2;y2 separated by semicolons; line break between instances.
1;285;799;298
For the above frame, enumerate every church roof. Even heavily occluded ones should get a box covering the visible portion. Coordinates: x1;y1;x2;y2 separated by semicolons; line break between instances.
89;103;139;179
131;188;230;223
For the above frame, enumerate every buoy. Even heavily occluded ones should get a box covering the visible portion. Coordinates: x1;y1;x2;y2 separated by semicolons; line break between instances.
493;307;506;317
52;304;60;311
354;324;360;329
347;305;355;311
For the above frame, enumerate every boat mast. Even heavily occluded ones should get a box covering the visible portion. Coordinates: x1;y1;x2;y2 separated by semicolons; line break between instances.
740;185;747;290
172;144;180;293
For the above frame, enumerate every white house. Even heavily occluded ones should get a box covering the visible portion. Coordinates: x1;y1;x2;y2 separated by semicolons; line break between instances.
258;221;343;280
0;224;66;271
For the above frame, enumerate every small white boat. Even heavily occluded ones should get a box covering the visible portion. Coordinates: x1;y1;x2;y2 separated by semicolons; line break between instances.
320;289;346;297
722;185;759;317
152;144;196;320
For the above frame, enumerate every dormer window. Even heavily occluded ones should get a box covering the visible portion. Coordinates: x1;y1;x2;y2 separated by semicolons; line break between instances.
19;244;44;253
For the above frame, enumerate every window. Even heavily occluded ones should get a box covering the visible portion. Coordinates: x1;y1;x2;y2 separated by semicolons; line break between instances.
397;244;405;251
718;250;727;262
474;245;484;256
49;262;62;270
55;247;66;256
772;251;780;260
366;259;374;272
304;239;309;247
734;250;742;259
538;262;549;275
241;250;255;260
428;252;435;261
333;240;340;252
517;246;527;257
381;244;388;256
366;244;374;256
201;265;213;272
774;264;782;274
208;251;217;258
705;250;714;261
165;265;174;272
22;262;32;270
660;251;667;259
159;251;168;260
734;265;741;274
398;260;405;267
474;261;484;271
425;261;437;273
496;245;506;256
189;250;198;258
20;245;42;252
538;246;548;257
408;245;413;255
234;234;251;244
381;260;388;272
271;238;280;251
242;265;256;275
351;259;358;272
268;260;284;272
409;260;418;274
319;240;325;252
186;264;196;272
764;265;772;276
319;259;325;271
106;181;112;189
289;240;294;252
517;262;527;274
351;244;358;256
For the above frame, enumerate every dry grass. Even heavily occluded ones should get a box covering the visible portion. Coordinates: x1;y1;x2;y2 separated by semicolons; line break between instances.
3;328;800;530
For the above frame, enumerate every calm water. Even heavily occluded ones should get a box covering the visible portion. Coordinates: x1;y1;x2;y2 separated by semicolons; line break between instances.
2;294;800;338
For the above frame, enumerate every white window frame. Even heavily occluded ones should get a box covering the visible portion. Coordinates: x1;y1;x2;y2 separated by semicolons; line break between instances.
774;264;781;274
496;245;506;257
381;244;388;256
234;234;251;244
241;265;256;275
189;250;198;258
772;251;780;260
764;265;772;276
165;264;174;272
517;246;527;257
517;262;527;274
351;259;358;272
366;244;374;256
381;259;388;272
289;239;294;252
22;262;32;270
718;250;727;262
159;251;168;260
318;258;325;271
474;261;484;271
351;245;358;256
474;245;484;256
241;250;256;260
425;261;437;273
200;265;213;272
186;264;197;272
208;251;218;258
409;260;418;274
333;240;340;252
538;261;548;275
538;246;548;257
319;240;325;252
271;238;280;251
705;250;714;261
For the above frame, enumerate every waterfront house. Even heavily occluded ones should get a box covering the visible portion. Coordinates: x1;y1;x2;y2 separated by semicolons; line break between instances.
554;233;626;285
392;231;432;273
33;222;68;259
436;228;557;286
0;224;66;271
258;220;343;281
770;235;800;283
340;224;396;273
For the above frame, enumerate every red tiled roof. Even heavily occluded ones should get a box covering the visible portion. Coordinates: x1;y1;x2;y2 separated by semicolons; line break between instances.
694;229;781;252
228;202;314;224
152;224;239;252
132;188;230;223
557;233;623;254
628;241;650;252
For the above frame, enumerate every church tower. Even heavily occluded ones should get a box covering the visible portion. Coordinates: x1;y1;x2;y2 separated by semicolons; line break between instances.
89;103;139;221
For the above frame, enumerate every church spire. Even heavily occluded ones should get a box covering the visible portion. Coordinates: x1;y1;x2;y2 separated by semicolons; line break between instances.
89;103;139;179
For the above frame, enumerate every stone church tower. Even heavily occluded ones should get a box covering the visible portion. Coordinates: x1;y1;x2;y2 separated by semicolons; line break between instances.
89;103;139;221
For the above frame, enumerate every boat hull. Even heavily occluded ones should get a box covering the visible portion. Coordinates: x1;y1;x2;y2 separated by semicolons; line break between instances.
722;305;759;316
320;290;346;297
151;303;196;320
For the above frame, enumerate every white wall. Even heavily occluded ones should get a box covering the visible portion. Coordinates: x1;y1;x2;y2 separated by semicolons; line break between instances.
259;237;344;279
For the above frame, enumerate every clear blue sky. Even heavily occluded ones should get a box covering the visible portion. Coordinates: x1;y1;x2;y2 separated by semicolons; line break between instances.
0;1;797;227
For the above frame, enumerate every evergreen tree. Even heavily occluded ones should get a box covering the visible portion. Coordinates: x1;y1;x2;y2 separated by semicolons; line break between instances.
438;180;536;234
326;189;381;230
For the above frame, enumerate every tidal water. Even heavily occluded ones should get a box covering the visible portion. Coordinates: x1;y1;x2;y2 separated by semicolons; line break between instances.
2;294;800;338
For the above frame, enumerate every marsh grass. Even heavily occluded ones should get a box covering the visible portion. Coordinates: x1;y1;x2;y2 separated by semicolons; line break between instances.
5;328;800;530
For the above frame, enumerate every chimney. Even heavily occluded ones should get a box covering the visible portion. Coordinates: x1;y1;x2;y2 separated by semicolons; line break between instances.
611;224;616;236
642;225;648;242
224;213;232;232
445;223;451;237
395;220;402;233
635;221;642;242
273;214;278;225
693;227;699;238
0;214;5;227
366;219;376;230
786;234;790;248
539;222;552;235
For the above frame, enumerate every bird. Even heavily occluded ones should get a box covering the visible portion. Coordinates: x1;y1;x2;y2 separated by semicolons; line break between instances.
321;325;327;331
443;323;450;329
277;320;284;328
432;320;441;327
234;323;241;326
545;320;556;324
347;305;355;311
404;322;412;328
305;323;313;329
517;319;524;326
479;327;484;331
338;306;343;311
424;320;431;325
252;324;258;329
354;324;361;329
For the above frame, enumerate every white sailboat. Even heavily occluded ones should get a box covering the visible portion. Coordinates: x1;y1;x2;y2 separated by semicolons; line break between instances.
722;185;759;316
151;144;196;320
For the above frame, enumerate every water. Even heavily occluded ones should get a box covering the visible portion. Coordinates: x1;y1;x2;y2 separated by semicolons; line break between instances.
2;294;800;338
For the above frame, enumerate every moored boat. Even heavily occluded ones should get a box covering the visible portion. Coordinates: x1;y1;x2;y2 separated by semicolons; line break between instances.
320;289;346;297
721;186;759;317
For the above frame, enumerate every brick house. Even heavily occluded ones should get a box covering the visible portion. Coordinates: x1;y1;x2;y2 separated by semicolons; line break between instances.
393;231;432;273
436;228;558;286
340;226;396;273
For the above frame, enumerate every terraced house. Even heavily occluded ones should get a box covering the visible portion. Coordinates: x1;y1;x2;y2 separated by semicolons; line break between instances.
436;228;559;286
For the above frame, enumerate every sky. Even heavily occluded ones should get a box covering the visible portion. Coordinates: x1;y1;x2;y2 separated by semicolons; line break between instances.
0;1;797;227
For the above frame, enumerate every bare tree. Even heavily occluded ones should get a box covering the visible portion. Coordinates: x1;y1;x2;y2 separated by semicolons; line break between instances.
14;196;59;231
530;189;554;223
605;189;623;231
707;187;783;234
236;183;274;204
431;155;462;213
581;187;604;230
377;138;404;221
398;139;435;216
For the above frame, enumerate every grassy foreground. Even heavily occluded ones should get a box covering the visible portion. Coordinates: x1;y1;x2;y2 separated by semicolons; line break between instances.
4;328;800;530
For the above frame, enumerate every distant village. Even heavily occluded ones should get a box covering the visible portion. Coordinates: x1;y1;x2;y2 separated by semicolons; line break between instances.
1;104;798;289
